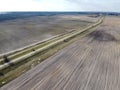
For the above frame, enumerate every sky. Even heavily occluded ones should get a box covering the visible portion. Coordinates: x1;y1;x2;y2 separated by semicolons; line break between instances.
0;0;119;12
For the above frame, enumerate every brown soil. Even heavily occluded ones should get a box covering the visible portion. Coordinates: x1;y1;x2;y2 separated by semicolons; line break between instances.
89;30;117;42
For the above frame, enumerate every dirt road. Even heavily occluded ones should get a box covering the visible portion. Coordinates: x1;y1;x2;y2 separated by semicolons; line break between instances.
1;16;120;90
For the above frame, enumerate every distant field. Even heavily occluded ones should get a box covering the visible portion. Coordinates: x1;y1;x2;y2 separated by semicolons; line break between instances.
2;16;120;90
0;15;99;54
1;12;120;89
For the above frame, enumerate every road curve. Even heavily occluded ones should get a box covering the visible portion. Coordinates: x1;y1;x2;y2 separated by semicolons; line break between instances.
1;16;120;90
